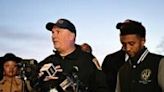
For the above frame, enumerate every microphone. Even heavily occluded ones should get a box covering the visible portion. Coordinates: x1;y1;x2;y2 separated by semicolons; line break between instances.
40;63;57;77
71;66;79;80
33;73;46;87
72;66;78;73
59;66;79;91
33;63;57;88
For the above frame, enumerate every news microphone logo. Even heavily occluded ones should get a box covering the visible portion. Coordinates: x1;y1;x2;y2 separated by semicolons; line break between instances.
40;63;57;77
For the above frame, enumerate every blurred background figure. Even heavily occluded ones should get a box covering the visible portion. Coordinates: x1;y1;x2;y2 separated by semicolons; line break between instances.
0;53;23;92
0;56;3;81
102;48;127;92
0;53;35;92
81;43;92;53
81;43;101;70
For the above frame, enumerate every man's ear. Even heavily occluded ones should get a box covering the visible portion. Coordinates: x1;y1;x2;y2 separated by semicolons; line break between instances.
141;38;146;46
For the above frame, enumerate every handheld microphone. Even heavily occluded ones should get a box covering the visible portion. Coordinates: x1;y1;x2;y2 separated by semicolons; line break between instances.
59;66;79;91
33;63;57;88
40;63;57;77
33;73;46;88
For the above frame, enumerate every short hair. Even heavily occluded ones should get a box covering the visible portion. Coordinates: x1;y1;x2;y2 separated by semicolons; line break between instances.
116;19;146;38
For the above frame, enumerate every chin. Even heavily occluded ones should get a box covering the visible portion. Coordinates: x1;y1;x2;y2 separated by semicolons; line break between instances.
130;55;135;58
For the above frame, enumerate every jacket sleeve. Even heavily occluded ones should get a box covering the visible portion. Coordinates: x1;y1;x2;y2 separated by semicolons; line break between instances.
92;69;110;92
158;57;164;92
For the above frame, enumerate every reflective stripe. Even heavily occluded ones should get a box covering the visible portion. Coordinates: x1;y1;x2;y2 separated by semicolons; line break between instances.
137;49;149;64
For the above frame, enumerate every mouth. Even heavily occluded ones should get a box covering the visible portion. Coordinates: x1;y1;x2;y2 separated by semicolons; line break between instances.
126;52;133;56
53;40;59;46
52;39;57;43
128;53;135;57
8;71;14;74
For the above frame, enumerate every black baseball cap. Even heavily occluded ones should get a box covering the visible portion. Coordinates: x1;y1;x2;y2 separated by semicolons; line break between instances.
46;18;76;35
116;19;146;38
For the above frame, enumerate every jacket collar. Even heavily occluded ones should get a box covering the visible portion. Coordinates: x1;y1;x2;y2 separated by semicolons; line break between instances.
53;44;81;60
129;47;149;65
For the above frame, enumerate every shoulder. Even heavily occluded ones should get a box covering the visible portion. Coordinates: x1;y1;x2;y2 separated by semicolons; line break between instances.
38;54;56;67
149;52;163;57
105;49;125;59
75;45;94;60
147;52;164;60
75;45;100;69
145;52;164;67
102;50;125;66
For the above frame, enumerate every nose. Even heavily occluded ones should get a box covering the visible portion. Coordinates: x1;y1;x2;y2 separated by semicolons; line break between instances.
123;44;131;52
9;67;15;72
52;33;55;39
51;31;56;39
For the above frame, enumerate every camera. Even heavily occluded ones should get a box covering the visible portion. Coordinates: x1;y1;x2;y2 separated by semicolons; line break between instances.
17;59;38;80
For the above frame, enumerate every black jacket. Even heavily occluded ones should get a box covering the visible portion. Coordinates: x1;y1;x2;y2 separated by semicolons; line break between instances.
118;48;163;92
102;49;126;92
32;45;109;92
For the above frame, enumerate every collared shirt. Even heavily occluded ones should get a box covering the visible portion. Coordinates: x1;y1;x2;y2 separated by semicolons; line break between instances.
0;76;22;92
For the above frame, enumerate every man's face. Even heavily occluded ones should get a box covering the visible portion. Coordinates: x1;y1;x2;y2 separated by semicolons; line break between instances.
120;34;145;58
51;26;75;52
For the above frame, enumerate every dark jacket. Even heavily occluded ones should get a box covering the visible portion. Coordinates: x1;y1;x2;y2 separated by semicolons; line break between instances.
118;48;163;92
102;49;126;92
32;45;109;92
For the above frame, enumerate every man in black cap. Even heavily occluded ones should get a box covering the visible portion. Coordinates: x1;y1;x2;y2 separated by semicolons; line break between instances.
32;18;109;92
115;19;164;92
